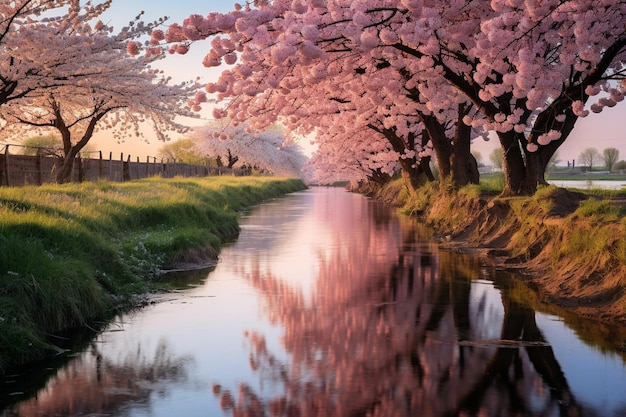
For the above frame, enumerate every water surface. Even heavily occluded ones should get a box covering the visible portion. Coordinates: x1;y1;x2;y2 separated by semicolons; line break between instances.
2;187;625;417
548;179;626;189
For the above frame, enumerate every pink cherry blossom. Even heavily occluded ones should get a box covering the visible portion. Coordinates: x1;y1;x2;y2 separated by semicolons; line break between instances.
126;40;140;56
526;142;539;152
0;1;197;183
161;0;626;193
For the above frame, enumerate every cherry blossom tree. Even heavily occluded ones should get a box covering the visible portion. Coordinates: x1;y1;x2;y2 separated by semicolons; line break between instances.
0;1;120;106
160;3;483;192
160;0;625;196
398;0;626;194
189;121;307;178
0;1;72;44
300;90;433;189
0;5;197;183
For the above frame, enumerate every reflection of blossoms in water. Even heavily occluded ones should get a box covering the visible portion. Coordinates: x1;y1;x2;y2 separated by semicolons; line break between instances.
9;339;193;417
212;194;593;417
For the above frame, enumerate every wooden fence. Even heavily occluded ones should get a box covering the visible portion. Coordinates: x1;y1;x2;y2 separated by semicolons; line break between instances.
0;145;249;187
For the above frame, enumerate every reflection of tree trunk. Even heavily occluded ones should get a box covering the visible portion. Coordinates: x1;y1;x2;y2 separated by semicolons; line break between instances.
424;277;450;332
451;273;472;341
448;299;527;416
422;252;473;336
447;298;580;417
520;309;574;407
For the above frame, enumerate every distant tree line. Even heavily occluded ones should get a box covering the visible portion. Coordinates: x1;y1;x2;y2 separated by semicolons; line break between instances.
578;147;625;172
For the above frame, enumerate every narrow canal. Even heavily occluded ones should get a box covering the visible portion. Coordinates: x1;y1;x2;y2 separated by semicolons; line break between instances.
2;187;626;417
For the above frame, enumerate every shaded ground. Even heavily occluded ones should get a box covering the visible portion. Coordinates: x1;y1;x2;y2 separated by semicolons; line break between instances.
610;196;626;208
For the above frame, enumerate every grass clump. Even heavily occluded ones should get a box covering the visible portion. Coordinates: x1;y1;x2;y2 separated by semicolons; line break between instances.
0;176;306;370
400;181;440;215
479;172;505;195
574;198;622;220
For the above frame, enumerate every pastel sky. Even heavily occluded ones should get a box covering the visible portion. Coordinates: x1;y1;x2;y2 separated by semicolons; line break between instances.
95;1;625;166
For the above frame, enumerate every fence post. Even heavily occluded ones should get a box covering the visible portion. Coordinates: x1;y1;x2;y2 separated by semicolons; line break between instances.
98;151;103;179
123;154;131;181
106;152;111;181
36;148;44;185
77;156;85;182
4;145;10;187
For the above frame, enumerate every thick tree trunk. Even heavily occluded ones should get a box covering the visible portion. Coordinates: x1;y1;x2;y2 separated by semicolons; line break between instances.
422;156;435;182
451;115;479;187
421;115;453;181
422;113;479;188
523;106;578;192
451;150;479;187
497;131;533;196
399;157;431;193
56;148;79;184
523;148;552;191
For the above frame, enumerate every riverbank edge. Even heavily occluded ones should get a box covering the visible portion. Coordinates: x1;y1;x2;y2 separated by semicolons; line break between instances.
0;177;307;373
371;180;626;327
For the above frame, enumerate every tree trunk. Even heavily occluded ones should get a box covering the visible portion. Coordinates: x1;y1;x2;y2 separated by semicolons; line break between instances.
399;157;430;193
451;150;479;187
451;113;479;187
523;106;579;192
497;131;532;196
227;149;239;168
523;146;553;191
366;168;392;186
366;123;433;194
422;113;479;188
421;114;453;181
56;148;79;184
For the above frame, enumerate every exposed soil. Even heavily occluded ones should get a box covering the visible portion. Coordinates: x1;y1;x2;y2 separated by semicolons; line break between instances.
419;188;626;327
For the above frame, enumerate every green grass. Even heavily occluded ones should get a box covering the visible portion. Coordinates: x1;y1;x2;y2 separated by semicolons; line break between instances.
0;176;306;371
478;172;506;195
574;198;623;219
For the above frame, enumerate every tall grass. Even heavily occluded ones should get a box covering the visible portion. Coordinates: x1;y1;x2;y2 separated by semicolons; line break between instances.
0;176;306;370
479;172;505;195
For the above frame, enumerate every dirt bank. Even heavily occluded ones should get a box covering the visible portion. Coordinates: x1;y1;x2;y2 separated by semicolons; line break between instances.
378;183;626;326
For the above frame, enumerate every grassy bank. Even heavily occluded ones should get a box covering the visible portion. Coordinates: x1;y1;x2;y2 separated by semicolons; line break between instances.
377;179;626;326
0;176;306;371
